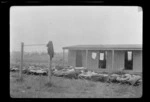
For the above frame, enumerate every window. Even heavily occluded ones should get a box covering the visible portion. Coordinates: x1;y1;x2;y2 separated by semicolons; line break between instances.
124;51;133;70
100;53;104;60
92;52;97;60
128;51;132;61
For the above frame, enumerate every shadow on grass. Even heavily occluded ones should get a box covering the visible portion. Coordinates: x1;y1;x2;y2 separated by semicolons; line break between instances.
15;77;25;83
45;82;54;87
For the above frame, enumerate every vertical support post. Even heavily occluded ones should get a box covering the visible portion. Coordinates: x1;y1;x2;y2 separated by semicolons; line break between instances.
105;51;108;72
20;42;24;79
48;55;52;83
67;50;68;66
86;50;88;69
63;49;65;68
48;58;50;82
49;57;52;82
46;41;54;84
112;50;114;71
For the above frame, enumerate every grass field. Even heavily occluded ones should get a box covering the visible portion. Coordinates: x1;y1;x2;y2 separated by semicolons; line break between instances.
10;51;142;98
10;72;142;98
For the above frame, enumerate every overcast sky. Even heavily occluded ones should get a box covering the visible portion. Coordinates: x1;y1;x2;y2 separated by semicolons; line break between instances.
10;6;143;53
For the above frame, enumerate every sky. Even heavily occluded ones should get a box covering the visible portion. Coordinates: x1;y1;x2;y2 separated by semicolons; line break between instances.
10;6;143;53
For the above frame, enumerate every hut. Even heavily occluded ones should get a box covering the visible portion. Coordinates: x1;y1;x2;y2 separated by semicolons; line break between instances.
62;44;142;74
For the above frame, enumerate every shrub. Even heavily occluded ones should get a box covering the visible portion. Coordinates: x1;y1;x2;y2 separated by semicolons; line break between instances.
114;71;126;75
55;65;64;70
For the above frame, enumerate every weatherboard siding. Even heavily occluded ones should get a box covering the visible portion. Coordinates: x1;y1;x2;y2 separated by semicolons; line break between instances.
67;49;142;73
68;50;76;67
133;50;142;72
113;50;125;71
86;50;99;71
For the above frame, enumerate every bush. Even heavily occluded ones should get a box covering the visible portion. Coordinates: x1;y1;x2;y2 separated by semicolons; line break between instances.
55;65;64;70
114;71;126;75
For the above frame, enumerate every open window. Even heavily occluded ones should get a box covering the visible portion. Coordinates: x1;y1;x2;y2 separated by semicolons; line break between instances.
124;51;133;70
99;51;106;69
92;52;97;60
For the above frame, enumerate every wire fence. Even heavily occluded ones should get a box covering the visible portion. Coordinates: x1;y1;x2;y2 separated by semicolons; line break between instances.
16;42;67;83
18;42;50;81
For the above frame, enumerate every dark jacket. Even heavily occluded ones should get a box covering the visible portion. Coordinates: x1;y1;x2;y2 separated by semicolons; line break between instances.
47;41;54;59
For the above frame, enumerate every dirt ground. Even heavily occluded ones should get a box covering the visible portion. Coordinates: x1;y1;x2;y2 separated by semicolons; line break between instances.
10;72;142;98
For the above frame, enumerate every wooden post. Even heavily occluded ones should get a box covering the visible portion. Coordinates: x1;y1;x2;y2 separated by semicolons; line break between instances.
86;50;88;69
112;50;114;71
67;50;68;66
19;42;24;79
48;58;50;82
46;41;54;84
48;56;52;83
63;49;65;68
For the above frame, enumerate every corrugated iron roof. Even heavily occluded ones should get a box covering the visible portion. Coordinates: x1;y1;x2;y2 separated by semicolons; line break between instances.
63;44;142;50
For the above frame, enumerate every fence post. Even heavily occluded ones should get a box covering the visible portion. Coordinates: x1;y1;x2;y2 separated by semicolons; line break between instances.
19;42;24;79
48;57;50;82
63;49;65;67
47;56;53;84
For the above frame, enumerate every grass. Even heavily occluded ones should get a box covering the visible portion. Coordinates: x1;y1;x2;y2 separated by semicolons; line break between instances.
10;72;142;98
10;52;142;98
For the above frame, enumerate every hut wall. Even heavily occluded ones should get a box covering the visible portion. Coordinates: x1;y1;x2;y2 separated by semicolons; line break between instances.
133;50;142;72
86;50;99;71
113;50;125;71
68;50;76;67
67;49;142;73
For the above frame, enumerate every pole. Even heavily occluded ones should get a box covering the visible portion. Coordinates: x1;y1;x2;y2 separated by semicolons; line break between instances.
86;50;88;69
46;41;54;84
63;49;65;68
48;56;52;83
112;50;114;71
19;42;24;79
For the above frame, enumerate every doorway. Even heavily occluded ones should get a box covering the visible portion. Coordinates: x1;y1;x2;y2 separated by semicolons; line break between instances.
99;51;106;69
76;50;82;67
124;51;133;70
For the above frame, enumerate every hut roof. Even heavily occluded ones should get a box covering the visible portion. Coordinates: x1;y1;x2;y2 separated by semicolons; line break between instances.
63;44;142;50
